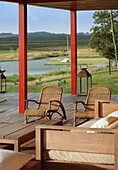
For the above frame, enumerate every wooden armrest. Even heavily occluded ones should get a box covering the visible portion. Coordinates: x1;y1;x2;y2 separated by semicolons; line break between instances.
95;100;110;103
95;100;116;118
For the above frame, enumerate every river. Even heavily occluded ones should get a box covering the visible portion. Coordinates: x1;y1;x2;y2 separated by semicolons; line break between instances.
0;58;67;76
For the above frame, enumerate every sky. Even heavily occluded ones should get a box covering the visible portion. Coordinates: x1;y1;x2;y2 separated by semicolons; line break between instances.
0;2;95;34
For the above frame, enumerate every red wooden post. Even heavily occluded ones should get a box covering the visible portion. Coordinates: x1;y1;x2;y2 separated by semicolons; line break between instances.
70;10;77;95
18;3;27;113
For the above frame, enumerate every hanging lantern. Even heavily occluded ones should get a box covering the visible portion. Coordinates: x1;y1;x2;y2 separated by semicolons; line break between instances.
0;69;6;93
77;66;92;95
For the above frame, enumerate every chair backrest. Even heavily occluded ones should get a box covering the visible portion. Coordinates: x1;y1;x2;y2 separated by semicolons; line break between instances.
85;87;111;110
38;85;63;110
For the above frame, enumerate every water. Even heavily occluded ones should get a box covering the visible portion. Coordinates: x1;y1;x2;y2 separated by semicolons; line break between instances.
0;58;66;76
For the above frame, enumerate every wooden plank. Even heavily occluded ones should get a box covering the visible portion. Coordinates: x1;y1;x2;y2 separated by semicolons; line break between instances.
44;130;115;154
100;103;118;117
4;119;61;140
0;124;29;138
0;124;8;128
0;123;31;138
5;124;36;139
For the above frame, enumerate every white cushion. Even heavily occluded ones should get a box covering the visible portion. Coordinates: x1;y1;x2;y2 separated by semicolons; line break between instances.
91;112;118;129
0;149;33;170
90;117;109;128
45;150;114;165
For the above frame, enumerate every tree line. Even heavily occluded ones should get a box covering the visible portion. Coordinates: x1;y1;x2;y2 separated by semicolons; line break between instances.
0;32;91;50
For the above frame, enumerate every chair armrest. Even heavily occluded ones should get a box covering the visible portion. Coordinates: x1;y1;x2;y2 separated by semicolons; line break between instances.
74;101;86;112
25;99;40;109
75;101;86;105
48;100;64;111
49;100;62;106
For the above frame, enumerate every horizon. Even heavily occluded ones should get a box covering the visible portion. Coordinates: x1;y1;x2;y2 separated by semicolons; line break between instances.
0;2;95;34
0;31;91;35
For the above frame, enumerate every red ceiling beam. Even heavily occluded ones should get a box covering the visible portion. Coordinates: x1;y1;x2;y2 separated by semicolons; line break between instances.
19;3;27;113
70;10;77;95
27;0;67;3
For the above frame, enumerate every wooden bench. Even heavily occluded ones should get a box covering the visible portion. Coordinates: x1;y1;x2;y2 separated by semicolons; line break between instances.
0;119;62;152
36;125;118;170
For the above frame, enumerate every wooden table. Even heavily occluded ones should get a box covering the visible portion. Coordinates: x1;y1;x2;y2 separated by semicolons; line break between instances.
0;119;62;152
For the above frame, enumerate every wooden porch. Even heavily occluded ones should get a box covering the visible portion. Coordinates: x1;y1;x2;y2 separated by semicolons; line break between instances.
0;92;118;155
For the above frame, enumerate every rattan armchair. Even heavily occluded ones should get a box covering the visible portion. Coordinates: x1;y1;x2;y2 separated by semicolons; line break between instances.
74;87;111;126
24;85;66;123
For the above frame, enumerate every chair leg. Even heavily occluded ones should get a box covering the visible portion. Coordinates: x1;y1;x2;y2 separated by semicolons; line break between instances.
74;112;78;127
47;110;66;120
73;116;76;127
59;104;66;120
24;115;28;124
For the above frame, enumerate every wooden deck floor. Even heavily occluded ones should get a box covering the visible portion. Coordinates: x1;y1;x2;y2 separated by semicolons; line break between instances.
0;92;118;125
0;92;84;126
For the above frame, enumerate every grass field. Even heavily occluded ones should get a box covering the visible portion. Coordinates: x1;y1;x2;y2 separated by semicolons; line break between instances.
1;45;118;94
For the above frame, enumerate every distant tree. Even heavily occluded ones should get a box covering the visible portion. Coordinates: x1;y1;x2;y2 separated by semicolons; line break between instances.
89;10;118;68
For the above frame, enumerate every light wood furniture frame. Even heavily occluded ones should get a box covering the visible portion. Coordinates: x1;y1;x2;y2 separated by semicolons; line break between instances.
35;101;118;170
36;125;118;170
0;119;62;152
95;100;118;117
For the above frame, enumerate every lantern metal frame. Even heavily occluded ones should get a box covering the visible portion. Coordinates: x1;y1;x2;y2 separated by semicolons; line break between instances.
0;70;6;93
77;66;92;96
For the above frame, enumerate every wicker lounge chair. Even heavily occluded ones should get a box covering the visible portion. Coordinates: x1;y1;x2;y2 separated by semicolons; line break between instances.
74;87;111;126
24;85;66;123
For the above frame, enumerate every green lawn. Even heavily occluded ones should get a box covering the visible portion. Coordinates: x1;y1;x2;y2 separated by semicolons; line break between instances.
6;66;118;94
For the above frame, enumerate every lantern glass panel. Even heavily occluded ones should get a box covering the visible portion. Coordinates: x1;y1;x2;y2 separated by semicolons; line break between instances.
1;78;6;92
77;68;92;95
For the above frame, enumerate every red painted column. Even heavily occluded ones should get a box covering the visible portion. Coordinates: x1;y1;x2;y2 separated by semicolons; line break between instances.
18;3;27;113
70;10;77;95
